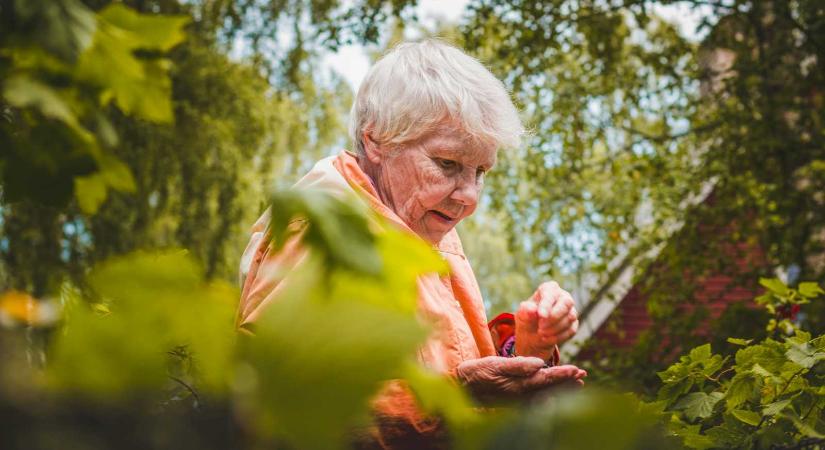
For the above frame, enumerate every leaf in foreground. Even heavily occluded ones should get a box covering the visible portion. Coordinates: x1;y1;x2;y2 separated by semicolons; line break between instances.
48;251;237;397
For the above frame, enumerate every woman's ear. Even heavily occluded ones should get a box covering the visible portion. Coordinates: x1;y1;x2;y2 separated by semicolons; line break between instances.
362;131;383;164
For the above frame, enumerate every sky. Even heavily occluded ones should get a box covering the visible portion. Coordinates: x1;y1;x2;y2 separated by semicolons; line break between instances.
323;0;713;92
323;0;470;90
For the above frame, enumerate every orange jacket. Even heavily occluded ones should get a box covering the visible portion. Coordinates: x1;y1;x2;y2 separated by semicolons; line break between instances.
237;151;497;444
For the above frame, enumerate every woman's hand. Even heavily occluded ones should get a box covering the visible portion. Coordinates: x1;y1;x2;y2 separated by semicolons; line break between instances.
515;281;579;361
455;356;586;403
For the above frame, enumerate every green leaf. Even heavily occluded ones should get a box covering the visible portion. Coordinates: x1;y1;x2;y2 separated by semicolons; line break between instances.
786;341;825;369
73;154;135;213
671;421;715;450
99;154;135;192
762;398;791;416
782;413;825;439
751;363;776;379
13;0;97;62
48;251;237;396
760;278;788;296
404;363;506;450
74;173;108;213
3;75;78;127
736;341;787;373
269;190;383;276
241;257;427;450
731;409;761;426
727;337;752;346
689;344;712;362
726;372;758;409
674;391;725;421
798;282;824;298
706;423;750;447
74;4;187;122
505;390;662;450
98;4;188;51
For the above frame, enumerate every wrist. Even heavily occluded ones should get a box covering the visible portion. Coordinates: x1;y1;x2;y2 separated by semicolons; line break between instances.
513;342;558;366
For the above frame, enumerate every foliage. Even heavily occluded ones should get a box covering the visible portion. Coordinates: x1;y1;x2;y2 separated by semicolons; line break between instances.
0;0;354;297
457;0;825;331
652;279;825;449
0;0;187;211
0;187;676;450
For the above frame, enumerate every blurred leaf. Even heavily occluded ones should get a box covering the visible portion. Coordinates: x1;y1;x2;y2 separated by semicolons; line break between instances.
269;189;382;276
99;4;188;51
237;189;452;449
798;282;824;298
48;251;237;397
404;362;507;450
759;278;789;296
74;173;107;213
13;0;97;62
98;154;135;192
241;256;427;450
727;337;752;346
75;4;187;122
490;389;664;450
2;75;78;127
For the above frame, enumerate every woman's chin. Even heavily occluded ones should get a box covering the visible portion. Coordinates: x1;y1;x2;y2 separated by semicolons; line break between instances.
413;212;460;244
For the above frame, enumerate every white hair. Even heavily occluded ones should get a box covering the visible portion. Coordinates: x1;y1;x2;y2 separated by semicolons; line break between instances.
349;39;523;155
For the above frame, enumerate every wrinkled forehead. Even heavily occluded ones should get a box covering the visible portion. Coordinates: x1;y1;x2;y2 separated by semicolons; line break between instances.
410;124;498;167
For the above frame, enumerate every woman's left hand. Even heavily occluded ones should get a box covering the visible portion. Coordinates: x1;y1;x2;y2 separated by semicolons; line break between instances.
514;281;579;360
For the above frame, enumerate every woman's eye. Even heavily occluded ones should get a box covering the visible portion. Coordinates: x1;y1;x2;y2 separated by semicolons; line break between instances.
436;159;458;170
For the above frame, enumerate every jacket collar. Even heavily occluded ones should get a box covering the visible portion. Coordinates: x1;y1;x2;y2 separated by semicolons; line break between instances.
328;151;466;257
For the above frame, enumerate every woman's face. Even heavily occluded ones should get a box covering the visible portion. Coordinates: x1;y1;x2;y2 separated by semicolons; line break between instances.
369;126;497;244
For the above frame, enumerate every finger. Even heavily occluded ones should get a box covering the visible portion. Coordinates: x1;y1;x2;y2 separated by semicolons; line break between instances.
515;300;539;334
533;281;559;301
548;326;577;345
497;356;546;377
534;326;575;348
518;365;583;391
535;282;560;315
543;307;578;335
548;292;573;322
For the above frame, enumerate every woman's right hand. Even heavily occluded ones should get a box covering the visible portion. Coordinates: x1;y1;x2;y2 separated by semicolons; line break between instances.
455;356;586;403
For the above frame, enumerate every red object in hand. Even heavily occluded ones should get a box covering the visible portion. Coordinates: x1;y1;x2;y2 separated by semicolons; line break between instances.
488;312;516;350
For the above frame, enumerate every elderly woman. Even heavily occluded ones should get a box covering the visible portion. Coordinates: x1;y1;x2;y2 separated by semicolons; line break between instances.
237;40;585;447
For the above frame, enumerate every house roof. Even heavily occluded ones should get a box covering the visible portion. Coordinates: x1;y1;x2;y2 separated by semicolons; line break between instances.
561;180;716;358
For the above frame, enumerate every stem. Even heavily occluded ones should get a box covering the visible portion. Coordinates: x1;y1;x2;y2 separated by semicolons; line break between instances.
801;403;818;421
756;367;807;430
777;367;806;398
169;375;202;410
706;366;735;383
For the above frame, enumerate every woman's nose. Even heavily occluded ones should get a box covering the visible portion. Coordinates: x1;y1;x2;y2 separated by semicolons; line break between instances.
450;173;480;206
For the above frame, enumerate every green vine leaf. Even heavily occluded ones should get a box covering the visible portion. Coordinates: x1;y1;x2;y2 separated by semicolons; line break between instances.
674;391;725;421
762;398;792;416
731;409;761;427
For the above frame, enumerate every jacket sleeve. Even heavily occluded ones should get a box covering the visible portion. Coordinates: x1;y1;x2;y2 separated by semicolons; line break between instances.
236;211;309;331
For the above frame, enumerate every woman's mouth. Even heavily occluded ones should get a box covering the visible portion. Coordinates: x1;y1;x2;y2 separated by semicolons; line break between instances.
429;210;455;223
